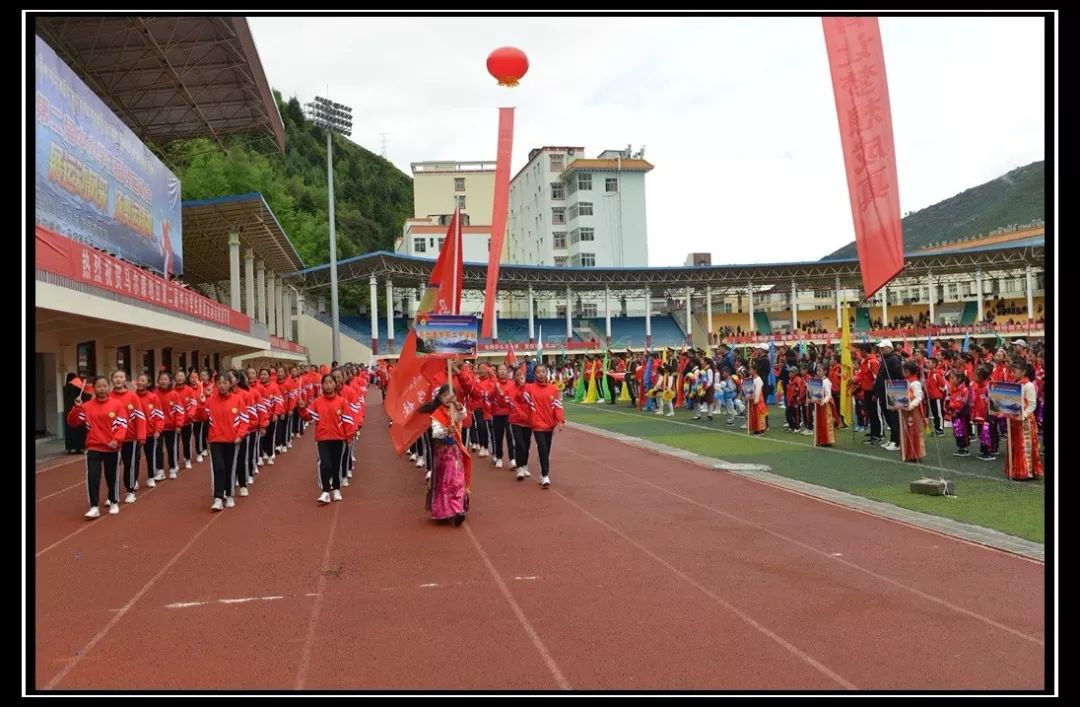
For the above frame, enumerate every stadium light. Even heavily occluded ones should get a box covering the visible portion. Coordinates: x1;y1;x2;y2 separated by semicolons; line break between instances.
305;96;353;362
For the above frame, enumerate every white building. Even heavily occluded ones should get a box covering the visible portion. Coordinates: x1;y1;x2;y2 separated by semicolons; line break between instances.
506;146;652;316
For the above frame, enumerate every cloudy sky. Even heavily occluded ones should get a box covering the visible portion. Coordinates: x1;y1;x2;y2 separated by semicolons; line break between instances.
248;14;1047;266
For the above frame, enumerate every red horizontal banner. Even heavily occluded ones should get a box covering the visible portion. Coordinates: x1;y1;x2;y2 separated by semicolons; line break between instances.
270;335;307;354
36;225;251;332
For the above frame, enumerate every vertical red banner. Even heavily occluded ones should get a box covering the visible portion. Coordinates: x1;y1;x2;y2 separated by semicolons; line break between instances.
822;17;905;298
481;107;515;338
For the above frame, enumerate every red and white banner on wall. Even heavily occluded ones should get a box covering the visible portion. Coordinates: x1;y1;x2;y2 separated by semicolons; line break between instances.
35;225;251;332
481;107;515;339
822;17;905;299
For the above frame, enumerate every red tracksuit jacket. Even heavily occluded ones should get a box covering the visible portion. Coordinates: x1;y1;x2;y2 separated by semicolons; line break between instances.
193;390;250;442
524;382;565;432
66;397;128;452
111;388;147;442
136;389;164;438
298;394;357;441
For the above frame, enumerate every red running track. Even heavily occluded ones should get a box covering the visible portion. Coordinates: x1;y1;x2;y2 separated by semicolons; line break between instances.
33;406;1045;691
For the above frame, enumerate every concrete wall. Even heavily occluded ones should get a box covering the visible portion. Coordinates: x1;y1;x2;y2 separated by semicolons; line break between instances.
298;313;373;366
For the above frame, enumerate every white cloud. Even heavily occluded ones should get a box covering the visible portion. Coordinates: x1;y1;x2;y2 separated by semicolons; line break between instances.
248;13;1046;265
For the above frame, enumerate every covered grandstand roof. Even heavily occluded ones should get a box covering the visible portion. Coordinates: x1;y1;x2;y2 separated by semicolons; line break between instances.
182;193;303;285
283;236;1044;296
35;15;285;152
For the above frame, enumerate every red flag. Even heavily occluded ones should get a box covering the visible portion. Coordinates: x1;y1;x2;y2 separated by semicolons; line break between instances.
68;376;85;390
481;108;515;338
505;341;517;367
822;17;904;298
385;213;465;453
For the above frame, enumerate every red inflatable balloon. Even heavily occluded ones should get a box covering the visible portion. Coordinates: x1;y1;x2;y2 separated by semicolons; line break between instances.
486;47;529;87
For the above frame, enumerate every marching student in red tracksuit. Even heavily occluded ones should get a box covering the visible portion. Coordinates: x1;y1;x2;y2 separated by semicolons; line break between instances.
508;365;533;479
156;371;186;479
174;370;198;469
490;364;516;470
67;376;128;519
276;366;295;453
523;365;566;488
468;367;489;457
244;367;266;477
332;367;359;485
260;368;284;464
193;372;250;511
299;373;358;504
110;369;147;504
480;370;496;457
135;373;164;488
228;370;257;490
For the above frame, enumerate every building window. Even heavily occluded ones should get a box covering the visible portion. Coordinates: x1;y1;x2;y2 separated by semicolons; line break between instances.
581;303;598;317
577;173;592;191
553;231;567;249
554;256;568;267
605;177;618;192
571;253;596;267
550;154;564;172
569;227;595;244
414;238;426;253
456;195;466;210
430;238;435;247
551;182;565;200
947;283;959;299
566;177;577;197
552;207;566;225
437;238;444;250
455;177;465;192
576;202;593;217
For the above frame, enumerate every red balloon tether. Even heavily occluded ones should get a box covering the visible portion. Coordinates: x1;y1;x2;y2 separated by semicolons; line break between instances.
486;47;529;87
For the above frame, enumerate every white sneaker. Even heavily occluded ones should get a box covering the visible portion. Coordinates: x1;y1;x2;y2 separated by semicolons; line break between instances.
342;477;350;487
211;498;224;511
882;442;900;452
494;459;503;468
409;453;418;462
225;496;236;508
317;492;331;504
332;489;343;502
84;506;100;519
415;458;425;468
479;449;489;458
540;476;551;488
124;492;136;504
257;458;265;467
516;469;525;481
665;412;675;417
523;469;532;478
184;460;192;470
167;470;178;480
154;472;166;481
196;454;204;463
347;470;353;478
133;481;139;491
425;470;432;481
510;463;517;470
351;455;356;462
108;503;119;515
238;486;249;497
286;442;293;449
654;410;664;415
146;478;156;488
739;424;748;430
801;429;814;436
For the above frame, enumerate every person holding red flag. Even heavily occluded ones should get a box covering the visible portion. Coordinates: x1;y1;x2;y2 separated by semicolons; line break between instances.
67;376;128;518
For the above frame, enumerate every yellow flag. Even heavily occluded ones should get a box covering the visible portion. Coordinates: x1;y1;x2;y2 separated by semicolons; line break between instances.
840;304;853;425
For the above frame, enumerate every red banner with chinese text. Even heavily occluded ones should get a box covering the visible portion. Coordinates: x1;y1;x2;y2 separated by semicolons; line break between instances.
823;17;904;299
35;226;251;332
481;107;514;338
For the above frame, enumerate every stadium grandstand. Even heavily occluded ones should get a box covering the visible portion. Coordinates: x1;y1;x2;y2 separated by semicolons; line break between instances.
283;231;1044;358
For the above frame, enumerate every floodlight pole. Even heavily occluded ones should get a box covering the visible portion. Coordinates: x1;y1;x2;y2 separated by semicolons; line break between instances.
309;95;352;364
327;126;341;363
